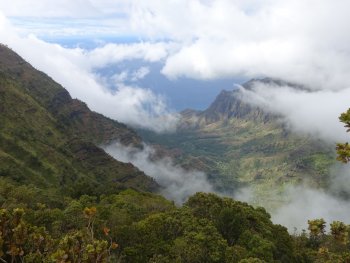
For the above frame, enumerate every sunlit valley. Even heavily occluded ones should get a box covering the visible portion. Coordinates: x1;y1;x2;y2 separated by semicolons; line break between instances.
1;1;350;262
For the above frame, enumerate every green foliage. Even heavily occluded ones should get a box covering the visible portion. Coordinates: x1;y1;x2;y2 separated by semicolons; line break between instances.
336;142;350;163
330;221;349;245
336;108;350;163
0;182;303;263
0;208;54;262
291;219;350;262
238;258;267;263
185;193;295;262
296;105;350;262
2;175;350;262
308;219;326;237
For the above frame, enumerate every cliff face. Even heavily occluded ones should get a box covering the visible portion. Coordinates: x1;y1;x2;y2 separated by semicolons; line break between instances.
201;89;272;123
179;81;280;129
0;44;158;195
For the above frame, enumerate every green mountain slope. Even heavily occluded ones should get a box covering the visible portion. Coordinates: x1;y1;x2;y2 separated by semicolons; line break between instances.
139;79;335;206
0;44;157;196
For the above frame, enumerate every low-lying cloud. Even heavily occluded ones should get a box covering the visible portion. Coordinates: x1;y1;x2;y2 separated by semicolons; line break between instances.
272;185;350;232
234;163;350;232
239;82;350;143
104;142;214;204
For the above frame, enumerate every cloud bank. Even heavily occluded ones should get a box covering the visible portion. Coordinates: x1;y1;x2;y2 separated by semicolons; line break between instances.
131;0;350;91
4;0;350;92
238;81;350;143
104;142;214;204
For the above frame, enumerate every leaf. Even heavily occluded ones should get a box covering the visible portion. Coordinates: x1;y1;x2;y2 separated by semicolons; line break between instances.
111;242;119;249
103;227;110;236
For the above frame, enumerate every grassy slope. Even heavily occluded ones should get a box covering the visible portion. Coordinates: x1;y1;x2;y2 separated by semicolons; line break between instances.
0;44;157;196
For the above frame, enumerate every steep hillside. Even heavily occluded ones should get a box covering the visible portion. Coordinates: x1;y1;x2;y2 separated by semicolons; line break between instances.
139;78;335;206
0;44;157;196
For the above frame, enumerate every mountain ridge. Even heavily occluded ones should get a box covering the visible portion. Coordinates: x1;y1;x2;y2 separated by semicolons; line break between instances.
0;44;158;196
178;78;291;128
0;44;141;146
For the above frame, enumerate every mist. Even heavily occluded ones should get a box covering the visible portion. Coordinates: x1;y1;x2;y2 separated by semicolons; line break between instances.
104;142;214;204
239;82;350;143
272;185;350;232
233;163;350;232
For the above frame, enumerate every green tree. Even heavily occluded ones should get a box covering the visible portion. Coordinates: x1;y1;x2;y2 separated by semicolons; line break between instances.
308;218;326;237
336;109;350;162
330;221;349;245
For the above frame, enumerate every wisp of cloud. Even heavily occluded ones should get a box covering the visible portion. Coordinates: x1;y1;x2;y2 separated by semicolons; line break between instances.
104;142;214;204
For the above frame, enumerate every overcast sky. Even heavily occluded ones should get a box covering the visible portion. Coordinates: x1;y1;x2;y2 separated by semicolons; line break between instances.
1;0;350;139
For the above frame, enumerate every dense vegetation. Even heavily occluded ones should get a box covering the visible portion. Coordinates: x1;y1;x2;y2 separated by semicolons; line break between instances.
1;181;350;262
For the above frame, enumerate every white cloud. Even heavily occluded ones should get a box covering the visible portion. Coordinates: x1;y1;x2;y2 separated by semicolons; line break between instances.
104;142;214;204
110;67;150;85
272;185;350;232
5;1;350;91
86;42;172;68
129;0;350;90
0;0;131;18
238;82;349;143
131;66;150;81
111;71;128;84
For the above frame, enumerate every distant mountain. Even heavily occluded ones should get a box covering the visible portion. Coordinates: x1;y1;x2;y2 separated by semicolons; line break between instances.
138;78;334;206
179;89;271;128
0;44;157;196
180;77;308;126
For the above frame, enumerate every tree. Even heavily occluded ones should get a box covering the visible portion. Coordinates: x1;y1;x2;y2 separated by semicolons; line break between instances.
336;109;350;162
308;219;326;237
330;221;349;245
